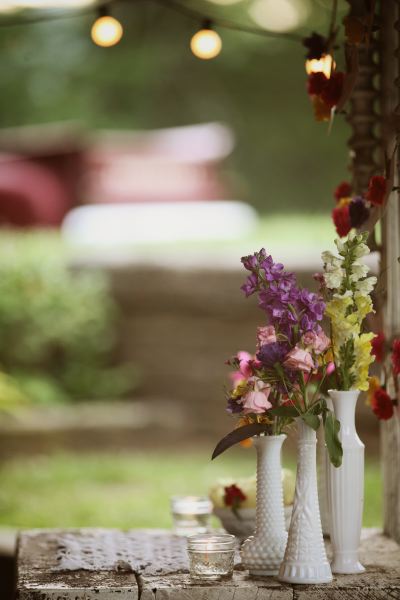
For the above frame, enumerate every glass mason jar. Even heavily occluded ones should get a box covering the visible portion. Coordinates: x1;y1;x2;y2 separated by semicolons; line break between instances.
171;496;212;537
187;533;236;581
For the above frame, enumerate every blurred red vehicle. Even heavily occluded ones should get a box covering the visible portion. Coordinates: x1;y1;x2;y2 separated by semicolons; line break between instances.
0;122;234;228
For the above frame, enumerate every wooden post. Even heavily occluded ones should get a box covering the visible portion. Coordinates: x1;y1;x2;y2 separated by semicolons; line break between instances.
380;0;400;544
346;0;400;541
345;0;380;196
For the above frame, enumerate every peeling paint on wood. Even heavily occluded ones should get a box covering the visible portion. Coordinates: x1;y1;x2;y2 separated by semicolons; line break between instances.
17;529;400;600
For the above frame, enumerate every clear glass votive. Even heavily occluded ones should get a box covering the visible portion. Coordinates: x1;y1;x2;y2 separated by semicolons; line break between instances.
187;533;236;582
171;496;212;537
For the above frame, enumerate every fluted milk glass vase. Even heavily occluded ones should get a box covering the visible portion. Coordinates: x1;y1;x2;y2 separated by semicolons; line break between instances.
279;418;332;584
241;434;287;576
327;389;365;574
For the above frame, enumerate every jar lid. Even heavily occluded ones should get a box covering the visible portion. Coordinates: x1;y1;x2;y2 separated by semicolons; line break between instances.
187;533;236;551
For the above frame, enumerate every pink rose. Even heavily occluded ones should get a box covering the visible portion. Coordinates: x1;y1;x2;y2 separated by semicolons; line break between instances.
302;331;317;347
314;331;330;354
237;351;253;378
302;330;330;355
230;351;253;386
284;347;314;372
257;325;276;348
241;377;272;414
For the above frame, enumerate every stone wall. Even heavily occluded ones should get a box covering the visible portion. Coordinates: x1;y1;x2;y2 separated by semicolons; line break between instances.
87;259;379;451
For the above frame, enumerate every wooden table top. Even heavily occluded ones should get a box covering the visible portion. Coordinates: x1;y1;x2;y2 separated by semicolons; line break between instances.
16;528;400;599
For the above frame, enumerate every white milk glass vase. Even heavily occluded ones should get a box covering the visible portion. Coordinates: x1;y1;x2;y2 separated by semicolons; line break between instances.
241;434;287;576
279;418;332;584
327;389;365;574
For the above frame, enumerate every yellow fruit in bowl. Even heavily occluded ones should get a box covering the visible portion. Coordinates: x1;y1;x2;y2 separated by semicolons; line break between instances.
209;469;295;510
282;468;296;506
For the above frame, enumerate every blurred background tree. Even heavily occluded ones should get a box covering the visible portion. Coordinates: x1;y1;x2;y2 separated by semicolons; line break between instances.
0;233;135;404
0;0;349;214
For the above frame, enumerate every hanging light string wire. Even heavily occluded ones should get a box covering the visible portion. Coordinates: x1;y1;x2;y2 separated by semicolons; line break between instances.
0;0;304;42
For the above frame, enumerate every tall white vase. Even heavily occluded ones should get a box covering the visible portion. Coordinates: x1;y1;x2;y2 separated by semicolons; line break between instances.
278;418;332;584
327;389;365;574
241;434;287;576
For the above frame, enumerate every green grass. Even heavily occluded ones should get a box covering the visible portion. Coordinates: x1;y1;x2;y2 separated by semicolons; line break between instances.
0;450;382;529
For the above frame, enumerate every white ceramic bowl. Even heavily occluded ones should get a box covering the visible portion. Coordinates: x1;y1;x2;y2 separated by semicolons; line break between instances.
214;506;293;541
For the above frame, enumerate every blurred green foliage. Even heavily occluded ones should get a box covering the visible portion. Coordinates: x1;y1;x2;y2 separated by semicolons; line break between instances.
0;231;135;404
0;450;382;528
0;1;349;214
0;371;28;412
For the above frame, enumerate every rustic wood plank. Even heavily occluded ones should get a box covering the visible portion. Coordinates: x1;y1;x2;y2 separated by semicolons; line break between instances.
380;0;400;546
16;529;400;600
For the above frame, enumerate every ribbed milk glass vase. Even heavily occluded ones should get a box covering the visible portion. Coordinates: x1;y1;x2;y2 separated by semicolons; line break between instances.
278;418;332;584
241;434;287;576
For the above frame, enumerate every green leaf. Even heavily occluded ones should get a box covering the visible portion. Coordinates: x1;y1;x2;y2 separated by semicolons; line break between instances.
211;423;269;460
325;411;343;468
301;413;320;431
310;402;323;415
268;405;298;418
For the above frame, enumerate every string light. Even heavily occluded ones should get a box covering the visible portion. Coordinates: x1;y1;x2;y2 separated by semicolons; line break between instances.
91;6;123;47
190;20;222;60
305;54;335;78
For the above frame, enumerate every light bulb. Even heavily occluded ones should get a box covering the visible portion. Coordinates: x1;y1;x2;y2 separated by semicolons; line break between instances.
305;54;335;79
91;15;123;47
190;27;222;60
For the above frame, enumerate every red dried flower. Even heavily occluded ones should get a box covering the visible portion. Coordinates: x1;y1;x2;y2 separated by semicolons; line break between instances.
321;72;345;108
224;484;247;507
371;388;394;420
332;204;351;237
307;72;328;96
371;332;385;363
334;181;352;201
366;175;387;206
349;197;370;228
392;339;400;376
312;95;331;122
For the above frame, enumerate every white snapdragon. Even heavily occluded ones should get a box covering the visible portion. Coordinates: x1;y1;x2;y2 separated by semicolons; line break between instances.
322;250;345;289
322;250;340;265
324;267;344;289
353;242;370;258
355;276;377;296
334;238;346;254
333;290;353;300
350;261;369;282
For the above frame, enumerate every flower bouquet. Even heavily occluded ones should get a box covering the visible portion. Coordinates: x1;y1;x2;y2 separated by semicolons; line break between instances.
321;230;377;574
212;249;342;582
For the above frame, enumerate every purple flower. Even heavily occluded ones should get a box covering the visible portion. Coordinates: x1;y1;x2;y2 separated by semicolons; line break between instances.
241;249;267;272
257;341;290;369
349;197;370;228
241;273;258;297
241;254;258;272
297;289;325;329
226;397;243;414
241;248;325;342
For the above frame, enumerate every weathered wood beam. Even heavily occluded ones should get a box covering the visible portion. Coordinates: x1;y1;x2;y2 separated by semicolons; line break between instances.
380;0;400;544
346;1;381;196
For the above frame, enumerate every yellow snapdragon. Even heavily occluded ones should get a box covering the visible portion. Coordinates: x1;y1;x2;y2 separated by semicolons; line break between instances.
322;231;376;391
352;333;376;391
